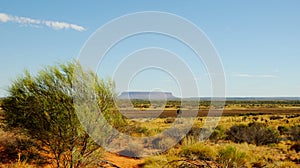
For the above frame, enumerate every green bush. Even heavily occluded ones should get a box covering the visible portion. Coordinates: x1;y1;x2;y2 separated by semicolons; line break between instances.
226;122;279;145
278;125;290;135
136;126;149;135
209;125;227;141
1;61;125;168
180;142;215;161
142;152;181;168
217;145;247;168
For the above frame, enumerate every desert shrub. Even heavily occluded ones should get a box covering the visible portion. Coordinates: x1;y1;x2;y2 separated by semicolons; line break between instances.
136;126;150;135
287;114;300;118
270;115;284;120
290;142;300;153
163;127;187;142
289;125;300;141
278;125;290;135
0;130;45;164
1;61;125;168
226;122;279;145
142;156;168;168
181;135;198;147
226;124;248;143
152;136;177;151
209;125;227;141
180;142;216;161
186;126;202;137
142;151;181;168
248;122;279;145
217;145;247;168
185;127;215;142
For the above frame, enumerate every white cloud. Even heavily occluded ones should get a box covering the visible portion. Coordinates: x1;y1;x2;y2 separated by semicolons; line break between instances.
43;21;85;31
0;13;10;22
232;73;278;78
14;16;41;24
0;13;86;31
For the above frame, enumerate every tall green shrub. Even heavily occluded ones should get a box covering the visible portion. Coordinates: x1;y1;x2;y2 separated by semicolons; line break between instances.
1;61;125;167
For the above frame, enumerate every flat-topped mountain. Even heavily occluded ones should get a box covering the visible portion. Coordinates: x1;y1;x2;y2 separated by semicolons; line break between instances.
118;91;178;100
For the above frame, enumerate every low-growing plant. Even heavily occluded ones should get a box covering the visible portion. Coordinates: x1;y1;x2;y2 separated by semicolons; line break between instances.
287;114;300;118
181;135;198;146
152;136;177;151
136;126;150;135
217;145;247;168
180;142;216;161
271;161;299;168
0;130;45;165
270;115;284;120
226;124;248;143
226;122;279;145
290;142;300;153
289;125;300;141
142;150;181;168
209;125;227;141
278;125;290;135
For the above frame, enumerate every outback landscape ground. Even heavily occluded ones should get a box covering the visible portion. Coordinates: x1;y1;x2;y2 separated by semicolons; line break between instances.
1;99;300;168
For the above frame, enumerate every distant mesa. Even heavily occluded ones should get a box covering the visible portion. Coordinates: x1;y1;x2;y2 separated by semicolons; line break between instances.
118;91;178;100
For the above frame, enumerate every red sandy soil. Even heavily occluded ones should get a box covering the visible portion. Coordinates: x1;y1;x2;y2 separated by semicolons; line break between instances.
103;152;143;168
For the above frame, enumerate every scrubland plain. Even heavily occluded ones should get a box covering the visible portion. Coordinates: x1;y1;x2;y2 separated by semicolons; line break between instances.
1;100;300;167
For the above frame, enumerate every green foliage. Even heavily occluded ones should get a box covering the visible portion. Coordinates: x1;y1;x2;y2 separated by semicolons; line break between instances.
1;61;125;168
180;142;216;161
278;125;290;135
135;126;149;135
142;150;181;168
217;145;247;168
226;122;279;145
209;125;227;141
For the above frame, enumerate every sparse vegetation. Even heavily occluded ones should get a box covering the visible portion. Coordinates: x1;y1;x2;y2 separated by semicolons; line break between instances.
217;145;247;168
289;125;300;141
1;68;300;167
226;122;279;145
180;142;216;161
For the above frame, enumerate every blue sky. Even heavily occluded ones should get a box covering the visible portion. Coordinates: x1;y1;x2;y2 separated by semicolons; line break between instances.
1;1;300;97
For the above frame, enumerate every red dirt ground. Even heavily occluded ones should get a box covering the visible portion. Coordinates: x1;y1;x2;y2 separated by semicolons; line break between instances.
103;152;143;168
